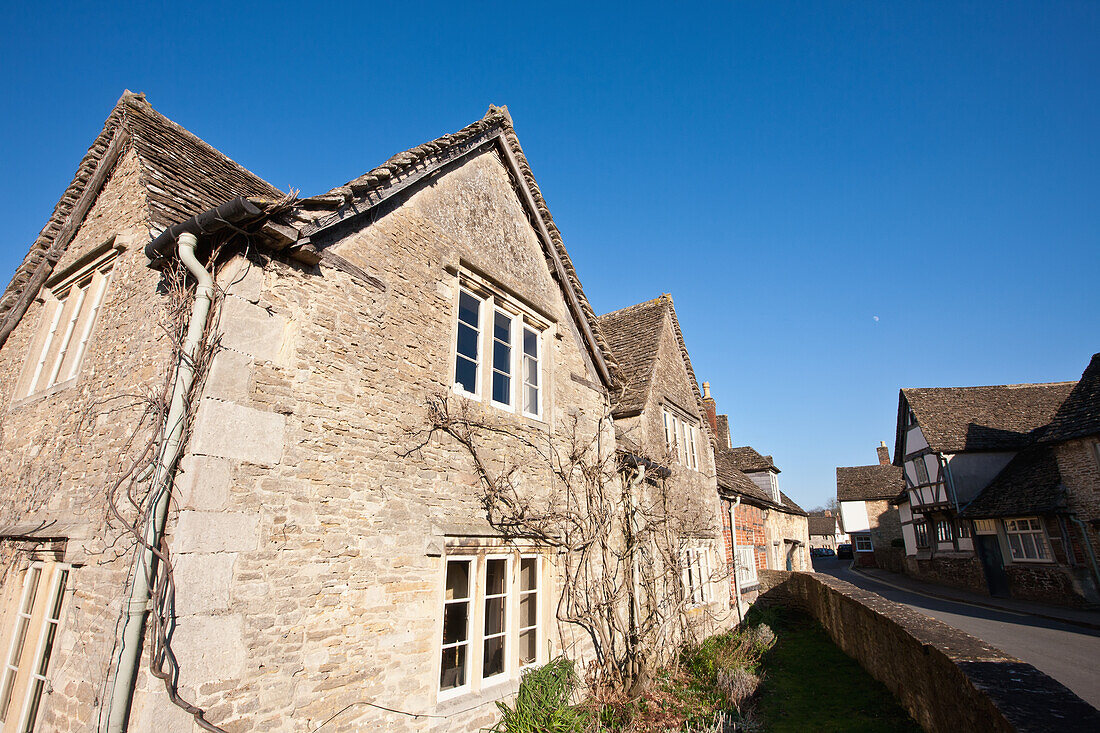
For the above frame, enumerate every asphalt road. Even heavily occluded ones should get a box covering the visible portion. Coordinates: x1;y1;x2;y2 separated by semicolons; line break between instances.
812;556;1100;709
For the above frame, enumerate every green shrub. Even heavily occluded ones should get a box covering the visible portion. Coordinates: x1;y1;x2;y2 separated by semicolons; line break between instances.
487;656;590;733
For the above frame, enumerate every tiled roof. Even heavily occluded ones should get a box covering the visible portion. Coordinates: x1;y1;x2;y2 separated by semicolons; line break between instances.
597;297;668;416
836;464;904;502
808;516;837;536
715;449;804;515
714;449;772;504
779;491;808;516
726;446;777;473
596;294;705;421
1042;353;1100;443
897;381;1075;460
960;445;1067;519
0;92;283;347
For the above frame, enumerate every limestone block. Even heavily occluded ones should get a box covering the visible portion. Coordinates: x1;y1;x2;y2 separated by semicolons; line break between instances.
216;256;264;303
174;552;236;615
205;349;253;402
173;615;248;689
217;297;286;362
175;454;232;509
191;398;285;466
174;511;260;554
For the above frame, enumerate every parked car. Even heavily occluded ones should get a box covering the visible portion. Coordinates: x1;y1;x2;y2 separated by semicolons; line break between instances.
810;547;836;558
837;543;853;559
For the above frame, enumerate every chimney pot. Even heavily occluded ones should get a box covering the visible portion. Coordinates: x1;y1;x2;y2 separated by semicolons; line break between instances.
703;381;711;399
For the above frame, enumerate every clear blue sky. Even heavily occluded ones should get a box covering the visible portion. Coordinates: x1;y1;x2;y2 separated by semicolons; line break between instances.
2;1;1097;510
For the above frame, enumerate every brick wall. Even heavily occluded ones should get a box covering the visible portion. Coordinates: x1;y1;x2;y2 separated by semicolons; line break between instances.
757;570;1100;733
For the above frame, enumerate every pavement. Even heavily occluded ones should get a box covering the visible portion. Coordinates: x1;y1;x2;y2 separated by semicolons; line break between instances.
812;556;1100;709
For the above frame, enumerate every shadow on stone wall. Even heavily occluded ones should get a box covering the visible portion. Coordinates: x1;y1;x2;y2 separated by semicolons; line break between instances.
756;569;1100;732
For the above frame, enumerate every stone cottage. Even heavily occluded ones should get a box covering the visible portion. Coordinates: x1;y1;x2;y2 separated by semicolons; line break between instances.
893;356;1099;606
0;93;730;732
836;443;905;568
595;295;730;623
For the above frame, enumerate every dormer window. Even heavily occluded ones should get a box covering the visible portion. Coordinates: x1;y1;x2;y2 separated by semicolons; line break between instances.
662;408;699;470
452;277;546;420
16;244;117;398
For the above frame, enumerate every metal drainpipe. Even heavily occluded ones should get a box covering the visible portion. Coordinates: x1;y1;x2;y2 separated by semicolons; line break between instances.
1069;515;1100;597
729;497;742;624
106;232;213;733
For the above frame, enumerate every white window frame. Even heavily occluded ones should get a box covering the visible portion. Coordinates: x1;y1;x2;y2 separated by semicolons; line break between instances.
19;250;115;399
517;555;541;672
681;547;709;606
735;546;758;589
854;535;873;552
662;408;699;470
438;557;474;699
480;554;510;685
0;561;70;732
452;278;547;421
437;551;546;701
1004;517;1051;562
453;287;485;400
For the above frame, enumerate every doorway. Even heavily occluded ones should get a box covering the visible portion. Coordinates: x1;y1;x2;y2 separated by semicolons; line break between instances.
975;534;1009;597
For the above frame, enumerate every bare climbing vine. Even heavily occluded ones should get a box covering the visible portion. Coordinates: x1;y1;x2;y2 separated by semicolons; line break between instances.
402;392;729;701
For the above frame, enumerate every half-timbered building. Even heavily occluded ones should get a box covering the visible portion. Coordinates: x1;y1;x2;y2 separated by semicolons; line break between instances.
892;360;1100;606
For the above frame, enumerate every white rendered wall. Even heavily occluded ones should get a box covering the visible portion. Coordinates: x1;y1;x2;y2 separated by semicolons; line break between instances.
840;500;870;533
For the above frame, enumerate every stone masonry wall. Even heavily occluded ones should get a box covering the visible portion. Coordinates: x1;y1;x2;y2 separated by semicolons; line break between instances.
0;147;178;732
133;148;617;732
764;509;810;572
1058;438;1100;577
757;570;1100;733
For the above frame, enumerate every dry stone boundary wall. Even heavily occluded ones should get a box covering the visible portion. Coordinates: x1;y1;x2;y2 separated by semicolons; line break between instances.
757;569;1100;733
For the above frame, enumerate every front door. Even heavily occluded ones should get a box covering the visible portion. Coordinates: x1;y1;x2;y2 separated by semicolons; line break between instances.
975;535;1009;597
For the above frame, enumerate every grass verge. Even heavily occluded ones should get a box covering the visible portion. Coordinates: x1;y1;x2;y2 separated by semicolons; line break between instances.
748;606;921;733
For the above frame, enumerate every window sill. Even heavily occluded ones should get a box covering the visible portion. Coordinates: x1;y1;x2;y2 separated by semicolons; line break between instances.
8;376;79;410
1008;557;1055;565
435;675;521;714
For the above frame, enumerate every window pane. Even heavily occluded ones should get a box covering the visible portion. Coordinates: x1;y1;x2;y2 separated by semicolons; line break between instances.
519;629;537;666
492;372;511;404
523;328;537;357
483;635;505;678
1021;534;1037;559
457;323;479;360
520;593;536;628
485;559;506;595
459;291;480;327
1008;534;1024;559
494;312;510;343
445;561;469;600
492;340;511;372
520;558;536;592
484;597;505;635
455;356;477;394
524;355;538;387
442;602;469;645
440;645;466;690
23;677;45;732
524;385;538;415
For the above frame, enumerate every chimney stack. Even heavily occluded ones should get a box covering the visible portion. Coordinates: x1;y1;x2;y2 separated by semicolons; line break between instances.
824;510;832;517
716;415;732;449
701;382;718;437
877;441;890;465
